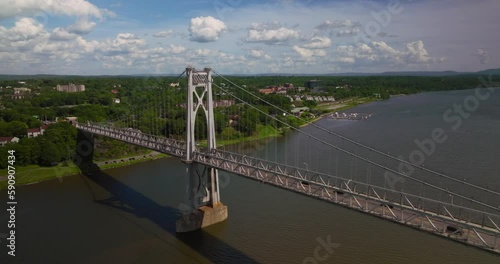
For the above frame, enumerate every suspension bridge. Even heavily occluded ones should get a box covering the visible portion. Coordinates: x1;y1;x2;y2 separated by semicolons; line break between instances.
74;67;500;254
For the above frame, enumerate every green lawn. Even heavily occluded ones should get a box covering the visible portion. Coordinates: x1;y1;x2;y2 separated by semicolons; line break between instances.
215;124;281;147
0;154;168;190
0;163;80;189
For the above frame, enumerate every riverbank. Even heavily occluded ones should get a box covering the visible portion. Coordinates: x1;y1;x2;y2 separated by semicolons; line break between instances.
300;97;380;127
0;151;166;189
0;97;378;189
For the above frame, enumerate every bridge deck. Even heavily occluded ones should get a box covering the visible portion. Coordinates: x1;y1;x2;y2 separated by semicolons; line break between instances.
76;123;500;255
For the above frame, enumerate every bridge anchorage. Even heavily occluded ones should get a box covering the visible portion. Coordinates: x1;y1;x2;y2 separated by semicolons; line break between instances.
176;67;228;232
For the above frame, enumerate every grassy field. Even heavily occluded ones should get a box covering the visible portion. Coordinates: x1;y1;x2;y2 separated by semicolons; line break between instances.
315;97;379;112
0;153;167;190
215;124;280;147
0;163;80;189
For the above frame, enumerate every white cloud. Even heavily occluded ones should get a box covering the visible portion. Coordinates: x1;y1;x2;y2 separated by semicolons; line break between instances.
334;40;444;65
293;46;326;61
162;44;186;54
475;49;489;64
246;23;299;44
153;30;174;38
189;16;227;42
336;27;360;37
303;36;331;49
2;18;46;42
194;48;217;56
50;27;77;41
372;41;401;59
248;49;271;60
67;17;96;35
0;0;113;20
315;19;359;30
336;57;356;64
404;40;444;64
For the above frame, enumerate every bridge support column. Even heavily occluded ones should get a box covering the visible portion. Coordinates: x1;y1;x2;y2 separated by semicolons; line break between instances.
176;67;228;233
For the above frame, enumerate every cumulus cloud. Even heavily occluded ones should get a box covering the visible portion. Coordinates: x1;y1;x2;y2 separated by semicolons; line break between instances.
1;18;46;42
153;30;175;38
334;40;444;65
0;17;103;70
248;49;271;60
150;45;186;56
193;49;215;56
336;28;360;37
293;46;326;61
50;28;77;41
0;0;113;20
189;16;227;42
315;19;360;30
404;40;444;63
303;36;331;49
475;49;489;64
246;22;299;44
67;17;96;35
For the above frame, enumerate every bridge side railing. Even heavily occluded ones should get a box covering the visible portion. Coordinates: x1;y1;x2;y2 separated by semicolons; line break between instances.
193;148;500;247
75;123;187;159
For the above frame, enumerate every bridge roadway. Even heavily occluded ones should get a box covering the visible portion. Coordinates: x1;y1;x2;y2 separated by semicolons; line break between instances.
76;123;500;254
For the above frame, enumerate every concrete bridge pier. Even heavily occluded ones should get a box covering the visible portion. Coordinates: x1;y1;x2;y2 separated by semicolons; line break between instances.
176;162;228;233
176;67;228;232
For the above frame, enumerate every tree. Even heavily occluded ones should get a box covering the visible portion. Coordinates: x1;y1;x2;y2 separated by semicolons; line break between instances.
6;121;27;137
220;127;242;140
38;140;62;166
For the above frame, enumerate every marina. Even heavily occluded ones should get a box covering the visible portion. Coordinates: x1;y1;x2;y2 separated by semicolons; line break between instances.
328;112;373;120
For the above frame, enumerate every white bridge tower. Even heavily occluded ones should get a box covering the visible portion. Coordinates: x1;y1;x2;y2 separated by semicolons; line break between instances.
176;67;228;232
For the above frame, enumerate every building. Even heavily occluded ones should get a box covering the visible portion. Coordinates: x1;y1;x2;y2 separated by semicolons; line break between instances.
113;98;121;104
65;117;78;124
8;88;32;100
0;137;19;147
258;85;291;95
305;80;322;89
56;84;85;92
27;124;48;138
291;107;310;115
213;100;235;107
170;83;180;87
13;88;31;94
258;88;274;94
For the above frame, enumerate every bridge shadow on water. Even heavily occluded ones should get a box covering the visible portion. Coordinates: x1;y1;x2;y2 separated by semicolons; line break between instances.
76;160;257;264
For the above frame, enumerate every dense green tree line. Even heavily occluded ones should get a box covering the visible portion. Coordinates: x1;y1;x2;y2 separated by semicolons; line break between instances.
0;122;76;168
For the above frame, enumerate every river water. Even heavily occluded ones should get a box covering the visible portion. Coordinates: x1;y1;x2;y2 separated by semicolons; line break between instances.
1;88;500;263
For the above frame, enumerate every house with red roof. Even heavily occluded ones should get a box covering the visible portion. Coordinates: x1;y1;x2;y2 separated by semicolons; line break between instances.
27;124;49;138
0;137;19;146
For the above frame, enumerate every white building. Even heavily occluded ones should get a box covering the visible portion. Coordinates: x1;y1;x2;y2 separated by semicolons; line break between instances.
0;137;19;146
56;84;85;92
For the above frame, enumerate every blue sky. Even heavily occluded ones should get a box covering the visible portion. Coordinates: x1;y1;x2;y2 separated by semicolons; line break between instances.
0;0;498;75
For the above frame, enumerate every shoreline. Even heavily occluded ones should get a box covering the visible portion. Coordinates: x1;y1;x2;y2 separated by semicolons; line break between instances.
0;97;377;190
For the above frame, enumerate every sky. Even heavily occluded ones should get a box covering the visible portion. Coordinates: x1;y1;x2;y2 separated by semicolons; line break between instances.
0;0;498;75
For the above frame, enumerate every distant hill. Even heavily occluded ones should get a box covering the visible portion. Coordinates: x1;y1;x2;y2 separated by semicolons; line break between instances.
226;69;499;77
474;68;500;75
1;68;499;79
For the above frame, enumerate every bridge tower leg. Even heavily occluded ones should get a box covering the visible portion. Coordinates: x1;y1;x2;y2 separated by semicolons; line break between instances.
176;67;228;233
